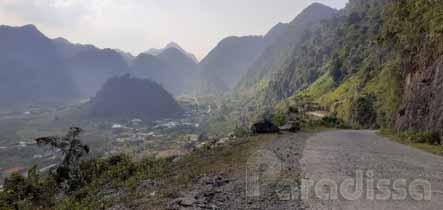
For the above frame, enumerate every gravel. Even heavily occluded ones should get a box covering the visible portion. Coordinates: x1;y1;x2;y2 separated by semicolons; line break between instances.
169;132;309;210
301;130;443;210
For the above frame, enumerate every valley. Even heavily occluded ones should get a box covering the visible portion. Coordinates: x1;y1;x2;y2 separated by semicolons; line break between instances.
1;0;442;209
0;96;214;184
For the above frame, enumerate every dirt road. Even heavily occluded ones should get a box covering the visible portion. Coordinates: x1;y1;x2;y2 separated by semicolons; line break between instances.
168;130;443;210
301;130;443;210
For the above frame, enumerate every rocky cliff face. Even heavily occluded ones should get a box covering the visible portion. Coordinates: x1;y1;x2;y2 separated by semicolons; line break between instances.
244;0;443;131
396;56;443;131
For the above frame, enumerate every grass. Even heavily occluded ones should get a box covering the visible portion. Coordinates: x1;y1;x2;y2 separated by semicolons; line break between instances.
318;71;364;121
298;72;336;99
363;58;401;127
380;129;443;156
301;125;336;133
55;134;278;210
287;56;402;129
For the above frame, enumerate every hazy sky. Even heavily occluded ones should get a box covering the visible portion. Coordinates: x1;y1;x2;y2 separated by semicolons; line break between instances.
0;0;348;60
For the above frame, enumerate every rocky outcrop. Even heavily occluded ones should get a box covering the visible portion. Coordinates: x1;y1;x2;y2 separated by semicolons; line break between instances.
279;120;301;133
168;175;231;210
396;56;443;131
251;120;280;134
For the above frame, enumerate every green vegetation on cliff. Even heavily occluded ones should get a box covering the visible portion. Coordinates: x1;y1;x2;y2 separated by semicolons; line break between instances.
254;0;443;131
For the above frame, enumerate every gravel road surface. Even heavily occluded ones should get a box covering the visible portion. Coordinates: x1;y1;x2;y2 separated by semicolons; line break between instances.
301;130;443;210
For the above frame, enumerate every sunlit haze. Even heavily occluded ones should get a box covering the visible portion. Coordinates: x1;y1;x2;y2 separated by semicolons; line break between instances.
0;0;347;59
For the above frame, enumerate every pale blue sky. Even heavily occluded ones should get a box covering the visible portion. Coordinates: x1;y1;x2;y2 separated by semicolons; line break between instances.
0;0;348;59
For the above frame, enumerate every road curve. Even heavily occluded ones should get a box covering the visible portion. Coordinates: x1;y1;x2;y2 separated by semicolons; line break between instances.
300;130;443;210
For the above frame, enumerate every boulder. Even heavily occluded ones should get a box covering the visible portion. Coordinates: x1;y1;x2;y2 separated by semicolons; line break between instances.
251;120;280;134
279;121;301;133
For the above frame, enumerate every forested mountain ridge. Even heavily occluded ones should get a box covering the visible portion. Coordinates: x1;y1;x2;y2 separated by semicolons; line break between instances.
255;0;443;131
235;3;338;94
198;20;296;96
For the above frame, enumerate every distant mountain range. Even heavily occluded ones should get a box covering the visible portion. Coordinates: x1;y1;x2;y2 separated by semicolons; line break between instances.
146;42;199;64
0;6;334;107
132;47;198;96
0;24;202;108
197;4;333;96
198;36;267;95
1;0;442;132
0;25;78;109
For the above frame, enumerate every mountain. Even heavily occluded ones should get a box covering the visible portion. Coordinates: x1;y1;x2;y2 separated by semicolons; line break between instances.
263;22;290;45
236;3;337;94
64;47;130;97
254;0;443;131
114;49;135;65
158;48;199;93
131;48;198;96
157;47;197;70
89;74;183;121
0;25;78;108
52;37;97;59
198;36;267;95
131;53;173;91
55;38;199;98
145;42;199;64
198;21;290;96
53;37;131;98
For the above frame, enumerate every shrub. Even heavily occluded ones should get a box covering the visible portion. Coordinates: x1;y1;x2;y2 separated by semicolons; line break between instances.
408;131;441;145
0;167;58;209
55;198;88;210
351;95;377;128
271;113;287;127
233;126;250;137
321;116;346;128
102;155;137;182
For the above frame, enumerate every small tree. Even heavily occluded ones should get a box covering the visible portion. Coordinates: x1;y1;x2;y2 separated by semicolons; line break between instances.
35;127;89;192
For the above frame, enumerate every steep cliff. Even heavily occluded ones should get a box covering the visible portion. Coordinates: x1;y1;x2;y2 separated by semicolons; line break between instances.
236;3;337;95
397;56;443;131
254;0;443;131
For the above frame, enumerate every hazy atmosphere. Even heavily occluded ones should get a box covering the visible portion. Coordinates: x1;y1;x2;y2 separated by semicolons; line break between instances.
2;0;443;209
0;0;347;59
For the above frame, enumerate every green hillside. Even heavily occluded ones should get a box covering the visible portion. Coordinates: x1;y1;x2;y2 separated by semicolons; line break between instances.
254;0;443;131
